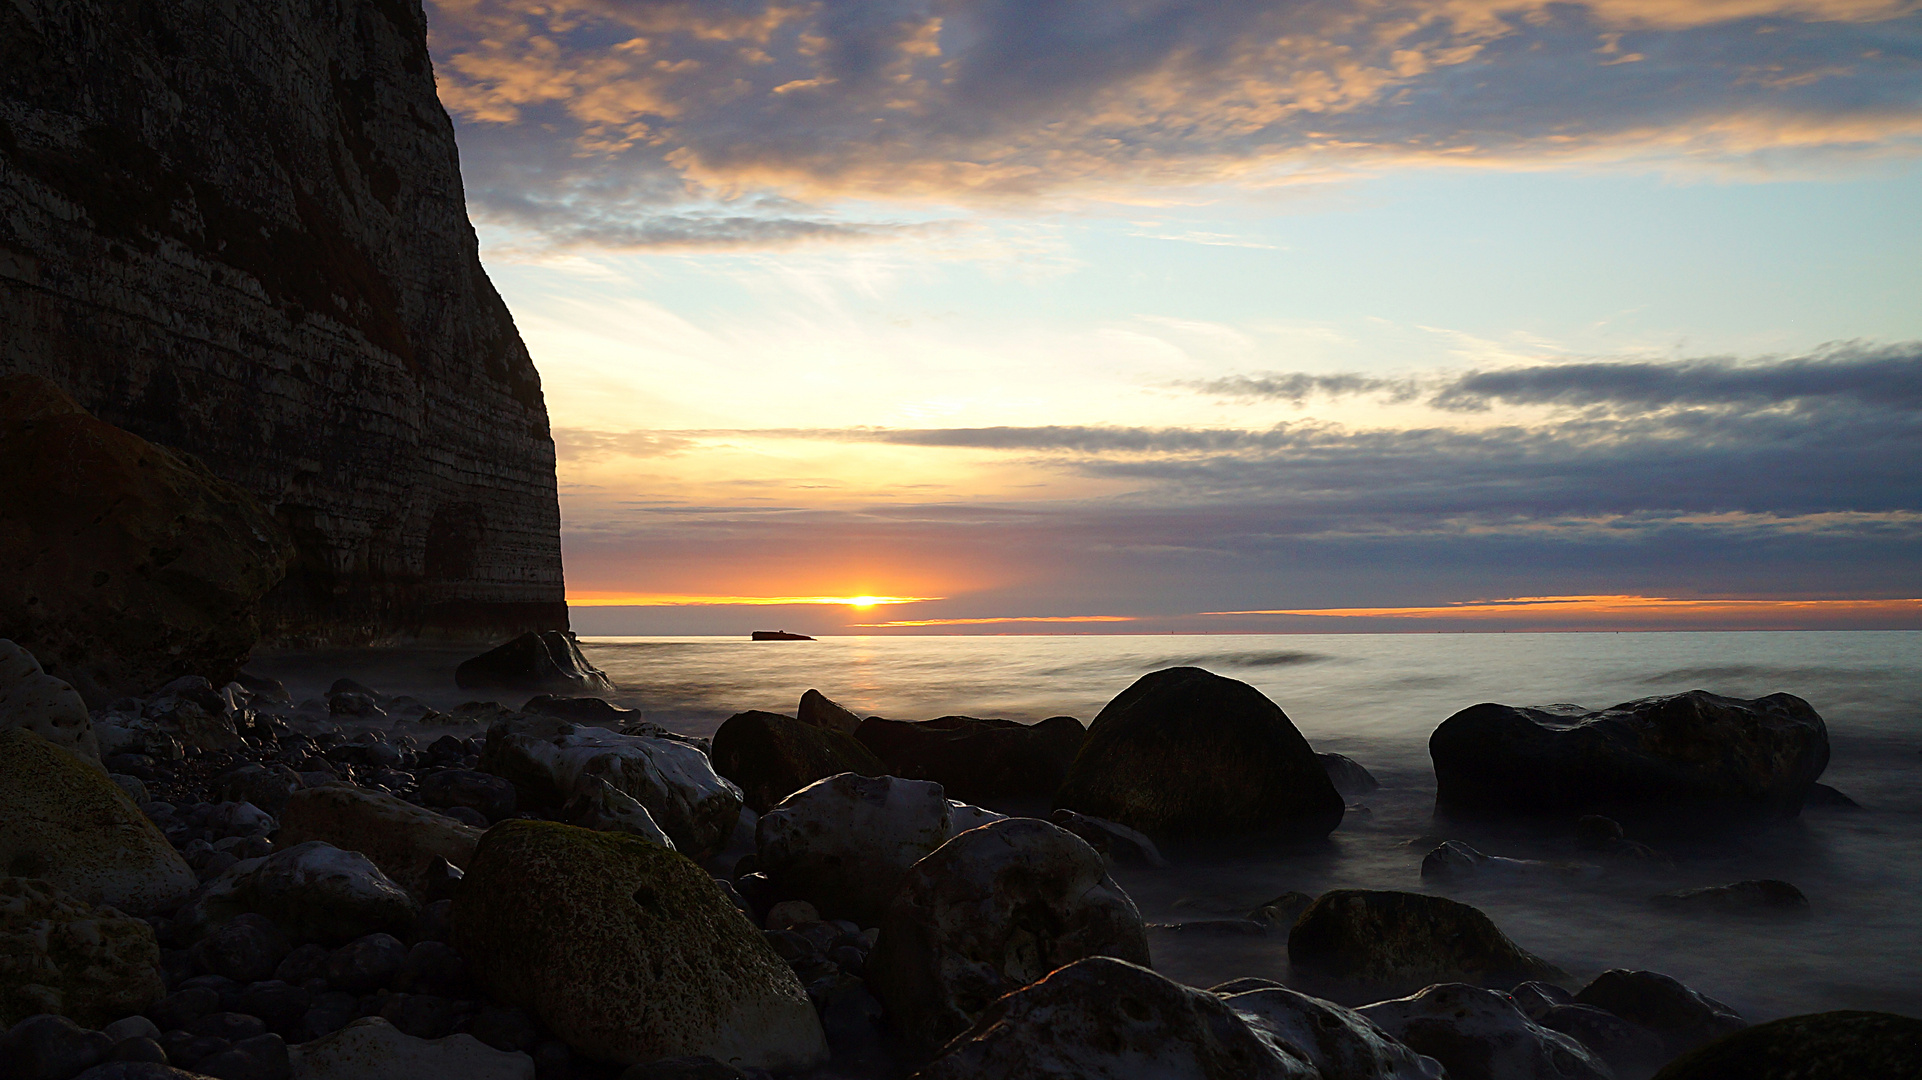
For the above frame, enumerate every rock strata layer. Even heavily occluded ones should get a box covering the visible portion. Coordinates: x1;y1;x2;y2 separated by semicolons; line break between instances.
0;0;566;646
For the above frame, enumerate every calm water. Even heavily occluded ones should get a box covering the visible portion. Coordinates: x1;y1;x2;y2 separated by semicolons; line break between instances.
254;631;1922;1024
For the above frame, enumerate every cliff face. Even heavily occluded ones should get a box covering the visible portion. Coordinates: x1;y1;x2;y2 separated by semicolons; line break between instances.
0;0;566;644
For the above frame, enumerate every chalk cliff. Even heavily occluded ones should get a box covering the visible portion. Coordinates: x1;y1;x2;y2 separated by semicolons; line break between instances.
0;0;566;644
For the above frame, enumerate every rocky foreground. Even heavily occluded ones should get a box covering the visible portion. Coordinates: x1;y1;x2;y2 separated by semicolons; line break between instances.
2;638;1918;1080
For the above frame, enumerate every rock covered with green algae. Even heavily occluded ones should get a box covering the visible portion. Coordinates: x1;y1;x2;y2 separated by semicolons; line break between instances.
0;877;166;1028
0;728;195;914
453;820;827;1071
1288;889;1567;1001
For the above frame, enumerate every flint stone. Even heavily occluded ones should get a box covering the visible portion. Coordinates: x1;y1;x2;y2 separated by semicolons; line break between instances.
867;818;1151;1054
854;714;1085;805
1288;889;1566;1001
1649;1009;1922;1080
1574;969;1746;1059
480;716;742;860
289;1017;533;1080
417;770;517;823
795;690;862;735
456;632;614;695
755;773;952;926
1224;985;1446;1080
914;956;1317;1079
0;641;103;765
175;841;419;946
1054;667;1343;839
1430;690;1829;816
276;786;481;898
452;820;826;1070
1357;983;1612;1080
711;710;884;814
1652;880;1810;917
564;777;676;849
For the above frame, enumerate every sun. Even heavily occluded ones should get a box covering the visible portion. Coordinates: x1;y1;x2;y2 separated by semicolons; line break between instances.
848;596;885;609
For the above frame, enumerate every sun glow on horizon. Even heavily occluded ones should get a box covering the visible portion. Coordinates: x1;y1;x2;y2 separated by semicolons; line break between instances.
566;592;941;607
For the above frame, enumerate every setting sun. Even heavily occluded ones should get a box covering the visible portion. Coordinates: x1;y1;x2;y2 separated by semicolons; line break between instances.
848;596;885;608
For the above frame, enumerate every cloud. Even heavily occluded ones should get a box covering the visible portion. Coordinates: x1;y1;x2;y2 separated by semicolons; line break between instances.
427;0;1922;248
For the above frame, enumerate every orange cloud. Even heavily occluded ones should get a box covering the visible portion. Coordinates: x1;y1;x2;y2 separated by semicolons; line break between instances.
567;592;940;607
1206;594;1922;623
851;615;1138;627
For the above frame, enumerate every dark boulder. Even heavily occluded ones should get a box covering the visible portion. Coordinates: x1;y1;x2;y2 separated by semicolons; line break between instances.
1574;969;1745;1059
1538;1003;1668;1077
1653;880;1810;918
1651;1010;1922;1080
418;769;519;823
796;690;863;735
711;711;885;813
1318;752;1380;797
1356;983;1610;1080
522;695;642;726
1287;889;1566;1001
1430;691;1829;817
455;632;614;695
1053;667;1343;839
855;714;1085;805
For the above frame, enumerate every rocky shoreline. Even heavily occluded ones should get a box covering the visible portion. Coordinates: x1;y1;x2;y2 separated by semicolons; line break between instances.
2;640;1917;1080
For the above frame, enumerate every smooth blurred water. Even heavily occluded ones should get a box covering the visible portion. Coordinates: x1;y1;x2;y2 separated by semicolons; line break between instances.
253;631;1922;1022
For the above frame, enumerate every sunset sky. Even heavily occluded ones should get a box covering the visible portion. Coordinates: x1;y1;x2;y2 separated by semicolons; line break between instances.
423;0;1922;634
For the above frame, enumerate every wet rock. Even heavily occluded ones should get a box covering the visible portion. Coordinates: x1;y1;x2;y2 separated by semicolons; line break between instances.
1430;690;1830;816
755;773;952;926
1803;783;1859;809
289;1017;534;1080
520;696;641;726
456;633;614;696
0;729;198;912
562;777;676;849
325;934;408;994
0;1013;115;1080
174;841;419;946
277;785;481;898
0;640;103;765
1358;983;1612;1080
1649;1009;1922;1080
1288;889;1566;1001
418;770;518;823
1652;880;1810;917
1317;752;1379;798
1420;840;1599;883
1574;969;1746;1059
854;714;1085;805
0;376;291;707
479;717;742;860
452;820;826;1070
1247;892;1315;929
1538;1003;1668;1077
916;956;1316;1079
213;766;302;818
711;710;884;814
1224;985;1446;1079
866;817;1151;1054
0;878;166;1028
795;690;862;735
1054;667;1344;839
1049;809;1169;868
189;914;291;983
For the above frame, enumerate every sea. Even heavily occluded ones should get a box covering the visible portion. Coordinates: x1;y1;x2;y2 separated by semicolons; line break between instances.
251;630;1922;1024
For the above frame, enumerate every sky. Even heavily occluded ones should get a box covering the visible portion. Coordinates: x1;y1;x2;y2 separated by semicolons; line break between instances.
423;0;1922;635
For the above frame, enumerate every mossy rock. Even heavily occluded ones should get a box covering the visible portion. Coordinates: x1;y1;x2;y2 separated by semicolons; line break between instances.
711;710;884;813
0;728;196;913
452;820;826;1070
0;876;166;1027
1288;889;1567;1001
1653;1010;1922;1079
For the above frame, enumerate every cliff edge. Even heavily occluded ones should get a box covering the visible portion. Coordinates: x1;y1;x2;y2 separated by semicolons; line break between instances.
0;0;566;645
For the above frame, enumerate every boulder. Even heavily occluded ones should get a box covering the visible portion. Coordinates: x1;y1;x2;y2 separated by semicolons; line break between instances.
946;801;1006;837
1537;1003;1668;1077
1287;889;1566;1000
452;820;827;1070
796;690;862;735
214;764;303;818
565;777;676;849
1317;752;1379;798
72;1067;209;1080
1650;1010;1922;1080
1357;983;1612;1080
1049;809;1170;867
290;1017;533;1080
711;710;884;813
0;729;196;913
0;878;166;1028
417;769;518;823
456;632;614;695
1223;985;1446;1079
855;714;1085;805
1247;891;1315;929
865;818;1152;1053
1053;667;1343;839
187;912;292;983
480;716;743;860
915;956;1317;1079
1652;880;1810;917
0;1013;115;1080
174;841;419;946
277;785;482;898
1574;969;1746;1059
0;375;292;707
0;641;102;766
1430;690;1829;816
521;695;641;725
1420;841;1600;883
755;773;952;926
